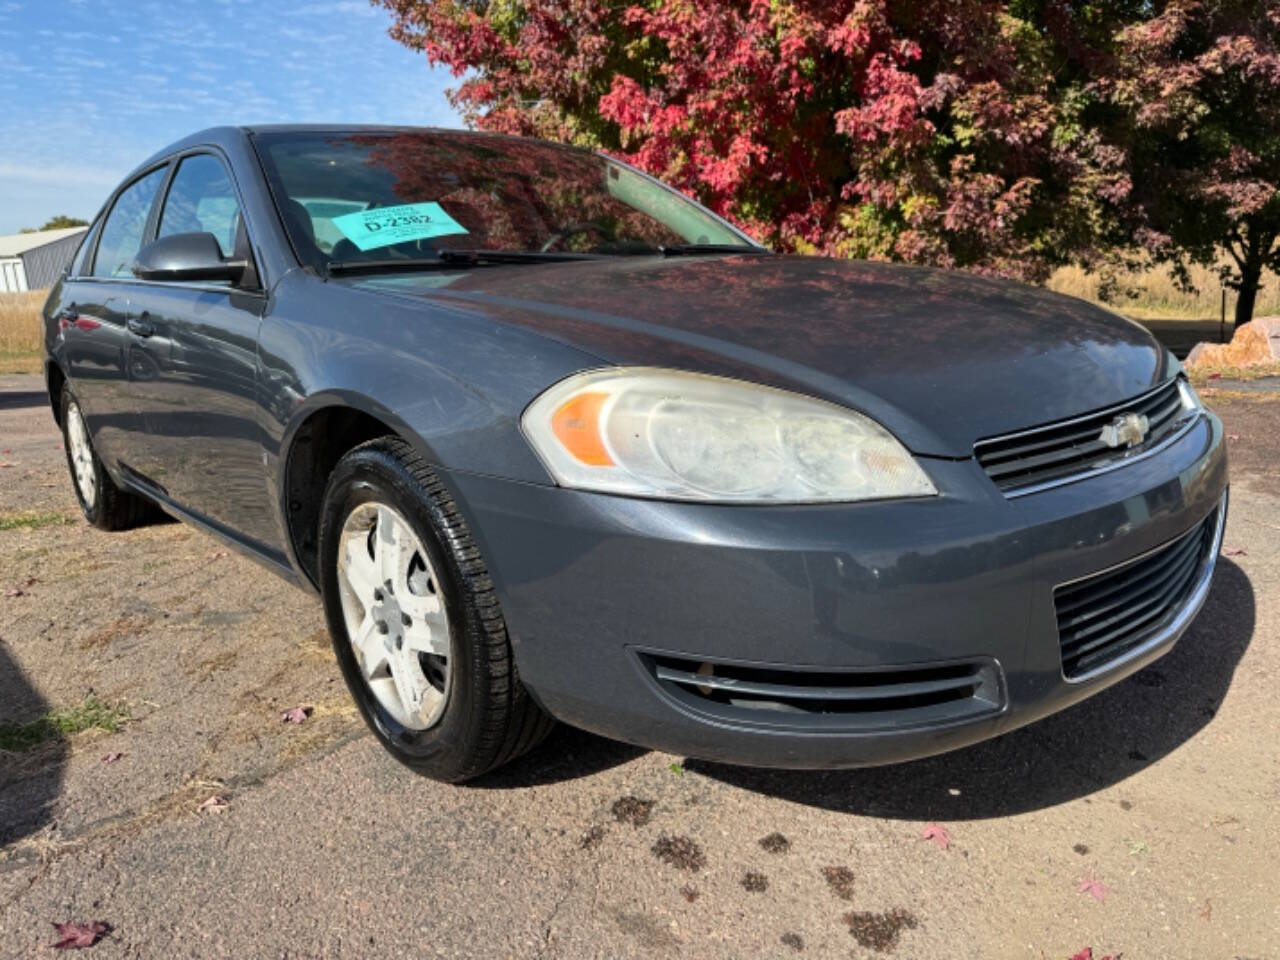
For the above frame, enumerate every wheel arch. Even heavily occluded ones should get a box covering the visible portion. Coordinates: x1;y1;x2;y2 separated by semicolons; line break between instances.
280;392;444;588
45;359;67;427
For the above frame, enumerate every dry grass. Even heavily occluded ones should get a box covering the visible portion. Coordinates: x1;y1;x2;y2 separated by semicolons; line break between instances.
0;289;46;374
1189;362;1280;386
1047;260;1280;321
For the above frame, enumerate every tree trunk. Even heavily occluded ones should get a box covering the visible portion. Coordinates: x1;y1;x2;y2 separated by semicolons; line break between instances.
1234;257;1263;328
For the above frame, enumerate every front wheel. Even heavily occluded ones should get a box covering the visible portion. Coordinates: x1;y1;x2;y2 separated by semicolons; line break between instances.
317;437;554;782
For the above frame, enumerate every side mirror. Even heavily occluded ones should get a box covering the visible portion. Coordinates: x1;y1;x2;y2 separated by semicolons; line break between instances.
132;232;246;284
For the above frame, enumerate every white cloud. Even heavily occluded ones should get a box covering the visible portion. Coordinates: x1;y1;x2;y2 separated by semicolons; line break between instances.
0;161;123;187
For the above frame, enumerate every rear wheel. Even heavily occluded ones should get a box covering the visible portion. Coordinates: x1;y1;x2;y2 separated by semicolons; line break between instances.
60;387;153;530
318;436;554;782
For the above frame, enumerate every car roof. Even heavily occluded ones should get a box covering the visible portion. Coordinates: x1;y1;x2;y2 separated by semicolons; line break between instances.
128;124;589;182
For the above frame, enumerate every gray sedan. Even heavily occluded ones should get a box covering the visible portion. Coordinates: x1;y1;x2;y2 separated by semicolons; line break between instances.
43;125;1228;781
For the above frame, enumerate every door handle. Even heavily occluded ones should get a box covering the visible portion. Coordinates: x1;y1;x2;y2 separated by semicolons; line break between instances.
127;316;155;338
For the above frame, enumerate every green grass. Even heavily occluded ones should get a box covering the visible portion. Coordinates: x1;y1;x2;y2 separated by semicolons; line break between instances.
0;510;78;531
0;695;131;752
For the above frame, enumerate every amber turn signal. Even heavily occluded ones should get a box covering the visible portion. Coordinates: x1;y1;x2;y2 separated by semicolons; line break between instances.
550;391;614;466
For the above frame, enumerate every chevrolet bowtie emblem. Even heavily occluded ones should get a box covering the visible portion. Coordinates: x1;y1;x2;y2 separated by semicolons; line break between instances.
1099;412;1149;449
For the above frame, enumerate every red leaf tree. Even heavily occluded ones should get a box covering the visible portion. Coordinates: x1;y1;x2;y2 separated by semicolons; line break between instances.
376;1;1279;322
375;0;1126;281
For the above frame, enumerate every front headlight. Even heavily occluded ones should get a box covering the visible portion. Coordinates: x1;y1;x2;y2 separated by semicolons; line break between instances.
521;368;937;503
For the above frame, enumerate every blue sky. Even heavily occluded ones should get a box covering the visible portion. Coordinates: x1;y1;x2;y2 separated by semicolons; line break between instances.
0;0;461;234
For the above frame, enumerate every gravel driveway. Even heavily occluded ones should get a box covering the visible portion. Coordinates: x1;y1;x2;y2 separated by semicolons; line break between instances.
1;373;1277;958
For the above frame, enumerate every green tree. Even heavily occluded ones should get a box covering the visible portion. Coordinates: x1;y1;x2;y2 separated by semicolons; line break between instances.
1102;0;1280;327
20;214;89;234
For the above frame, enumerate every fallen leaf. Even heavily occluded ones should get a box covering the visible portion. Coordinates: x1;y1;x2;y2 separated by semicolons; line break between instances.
197;794;229;814
1127;840;1149;856
1226;433;1240;441
1208;372;1222;380
1077;874;1110;902
280;706;312;724
7;575;41;597
209;550;229;560
50;921;110;950
1223;547;1247;557
1198;898;1212;921
920;823;951;850
100;752;124;765
2;575;38;596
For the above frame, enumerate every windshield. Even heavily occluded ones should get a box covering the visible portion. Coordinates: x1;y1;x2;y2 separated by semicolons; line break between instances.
251;130;758;270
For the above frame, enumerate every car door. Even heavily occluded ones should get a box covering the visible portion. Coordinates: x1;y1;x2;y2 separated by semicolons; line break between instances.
122;151;280;552
60;165;169;472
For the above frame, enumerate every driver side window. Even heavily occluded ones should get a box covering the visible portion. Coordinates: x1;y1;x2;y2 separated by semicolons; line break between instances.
158;154;242;258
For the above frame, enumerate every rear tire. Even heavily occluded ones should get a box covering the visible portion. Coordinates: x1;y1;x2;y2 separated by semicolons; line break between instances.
318;436;554;782
60;387;153;531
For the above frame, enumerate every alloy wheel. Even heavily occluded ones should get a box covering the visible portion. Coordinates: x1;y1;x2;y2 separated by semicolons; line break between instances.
66;402;97;509
335;501;451;730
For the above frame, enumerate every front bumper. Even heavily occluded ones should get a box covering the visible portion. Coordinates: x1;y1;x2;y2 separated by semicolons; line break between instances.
446;410;1228;769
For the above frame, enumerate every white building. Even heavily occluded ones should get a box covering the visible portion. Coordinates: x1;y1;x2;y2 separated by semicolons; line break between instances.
0;226;89;293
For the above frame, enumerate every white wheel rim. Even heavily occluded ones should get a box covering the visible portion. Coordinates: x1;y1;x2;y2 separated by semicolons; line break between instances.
336;502;451;731
66;402;97;509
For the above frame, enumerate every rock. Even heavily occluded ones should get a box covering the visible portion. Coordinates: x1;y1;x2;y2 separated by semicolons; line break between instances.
1185;316;1280;369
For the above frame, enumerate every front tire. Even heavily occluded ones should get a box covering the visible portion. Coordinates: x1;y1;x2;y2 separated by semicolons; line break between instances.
60;387;153;531
318;437;554;782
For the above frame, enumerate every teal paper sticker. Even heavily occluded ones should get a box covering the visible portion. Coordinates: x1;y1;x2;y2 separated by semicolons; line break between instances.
331;202;468;252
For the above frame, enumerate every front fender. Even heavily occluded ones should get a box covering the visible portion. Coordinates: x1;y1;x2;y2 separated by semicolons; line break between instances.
257;272;607;579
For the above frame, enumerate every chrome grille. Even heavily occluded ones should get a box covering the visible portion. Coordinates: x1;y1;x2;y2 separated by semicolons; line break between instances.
1054;508;1219;680
975;379;1190;495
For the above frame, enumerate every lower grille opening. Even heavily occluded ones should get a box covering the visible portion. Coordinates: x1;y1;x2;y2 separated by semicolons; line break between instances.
641;653;1003;731
1055;506;1220;680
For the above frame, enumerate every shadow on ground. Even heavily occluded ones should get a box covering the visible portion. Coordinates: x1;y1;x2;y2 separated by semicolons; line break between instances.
0;644;66;846
472;724;647;789
0;390;47;412
685;559;1254;820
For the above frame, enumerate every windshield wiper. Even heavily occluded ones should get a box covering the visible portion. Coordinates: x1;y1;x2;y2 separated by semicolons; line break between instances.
441;249;604;264
325;249;602;277
326;258;463;276
658;244;772;257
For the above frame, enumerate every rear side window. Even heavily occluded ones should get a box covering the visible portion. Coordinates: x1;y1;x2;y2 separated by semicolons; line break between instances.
158;154;241;257
68;218;102;277
92;167;168;278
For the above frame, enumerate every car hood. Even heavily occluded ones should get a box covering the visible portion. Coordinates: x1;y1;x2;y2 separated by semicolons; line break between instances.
349;255;1172;458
